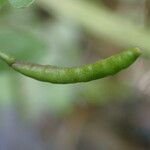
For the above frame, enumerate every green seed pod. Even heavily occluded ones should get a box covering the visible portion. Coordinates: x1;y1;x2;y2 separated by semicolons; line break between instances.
0;48;142;84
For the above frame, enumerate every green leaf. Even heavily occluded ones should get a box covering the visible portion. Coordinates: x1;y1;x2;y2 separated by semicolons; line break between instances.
0;0;6;7
9;0;35;8
0;27;46;71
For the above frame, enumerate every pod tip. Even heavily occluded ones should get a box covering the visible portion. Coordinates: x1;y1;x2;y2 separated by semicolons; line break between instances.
134;47;143;56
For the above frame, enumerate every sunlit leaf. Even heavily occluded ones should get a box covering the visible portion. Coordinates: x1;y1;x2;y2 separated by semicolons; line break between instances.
9;0;35;8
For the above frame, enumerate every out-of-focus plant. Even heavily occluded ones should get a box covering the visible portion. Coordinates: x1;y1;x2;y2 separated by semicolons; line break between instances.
0;27;46;71
0;0;146;117
0;0;35;8
0;0;5;7
38;0;150;55
0;0;142;84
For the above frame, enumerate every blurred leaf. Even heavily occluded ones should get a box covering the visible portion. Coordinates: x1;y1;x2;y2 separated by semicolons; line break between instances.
0;0;6;7
0;73;13;105
0;27;46;71
44;21;82;66
22;78;75;118
39;0;150;55
77;79;132;105
9;0;35;8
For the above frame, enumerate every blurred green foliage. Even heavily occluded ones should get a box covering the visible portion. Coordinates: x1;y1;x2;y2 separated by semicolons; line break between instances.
0;27;46;71
3;0;35;8
0;0;148;119
0;1;150;150
0;0;5;7
40;0;150;55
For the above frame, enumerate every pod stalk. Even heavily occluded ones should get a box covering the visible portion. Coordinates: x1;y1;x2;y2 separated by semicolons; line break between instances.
0;51;16;66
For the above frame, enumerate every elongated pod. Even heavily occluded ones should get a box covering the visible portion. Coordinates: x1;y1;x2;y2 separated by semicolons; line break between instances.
0;48;142;84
